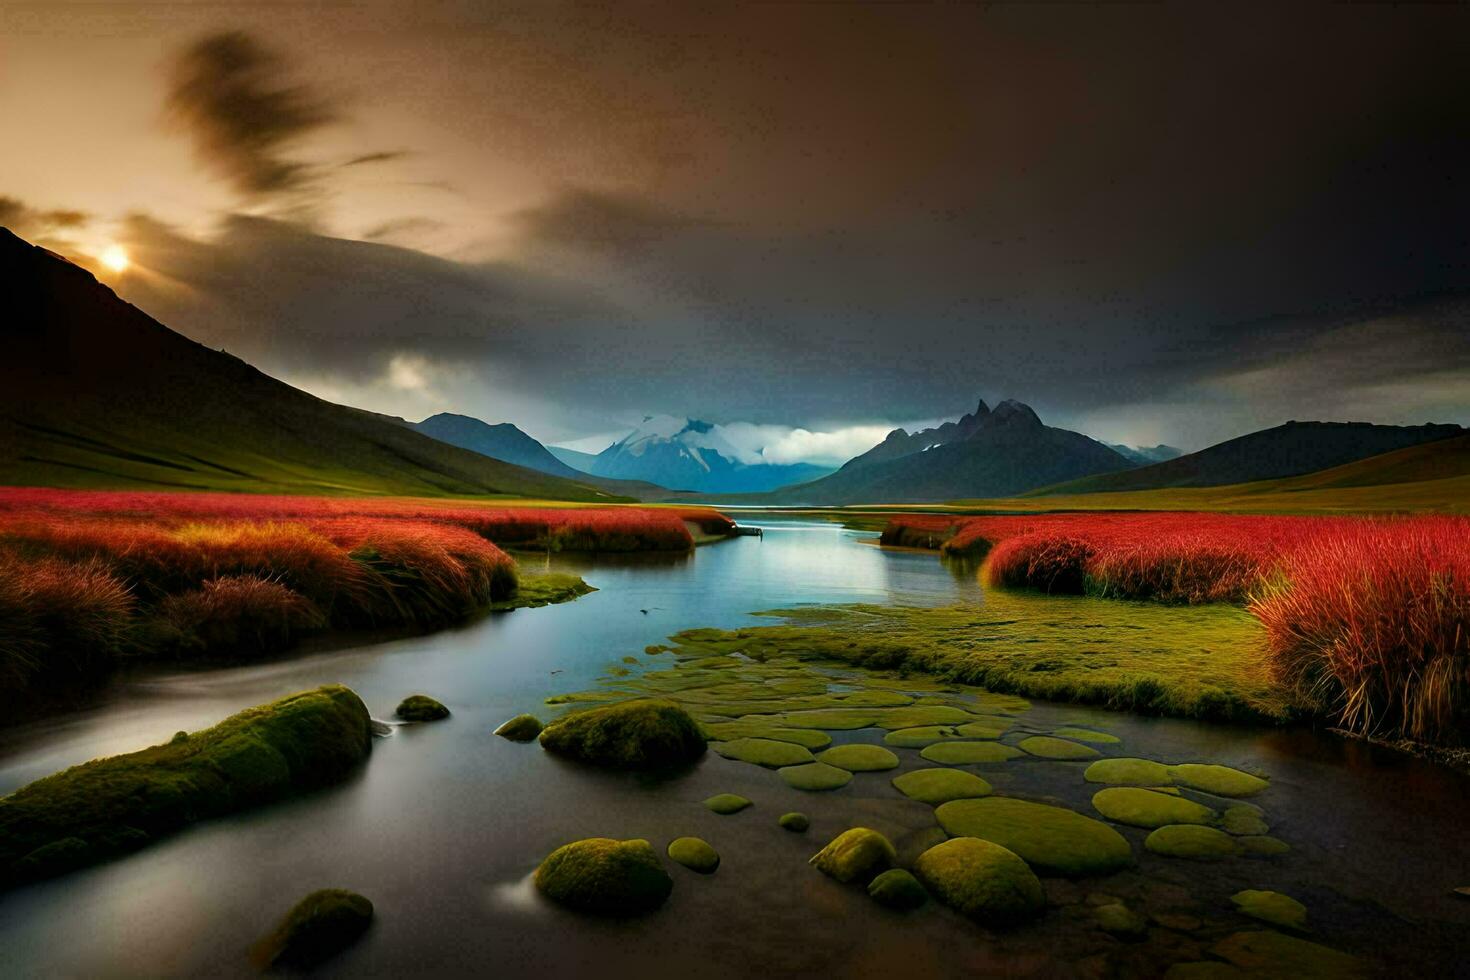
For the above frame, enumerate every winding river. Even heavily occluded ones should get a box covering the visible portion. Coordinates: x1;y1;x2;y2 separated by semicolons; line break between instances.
1;518;1467;977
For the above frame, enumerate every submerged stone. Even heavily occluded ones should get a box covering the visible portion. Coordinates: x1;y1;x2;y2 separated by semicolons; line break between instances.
913;837;1045;924
1017;736;1101;761
1144;825;1240;861
817;744;900;772
780;762;853;791
1220;806;1269;836
1091;788;1215;829
779;812;811;832
254;889;373;969
809;827;896;883
494;714;544;741
534;838;673;915
538;699;706;769
1239;835;1290;857
712;738;815;768
920;742;1024;765
704;793;753;815
1052;727;1120;745
1084;757;1174;786
1094;902;1148;940
1210;930;1362;978
867;868;928;910
668;837;720;873
935;797;1132;876
891;768;993;805
1231;889;1307;931
395;695;450;722
1166;764;1268;798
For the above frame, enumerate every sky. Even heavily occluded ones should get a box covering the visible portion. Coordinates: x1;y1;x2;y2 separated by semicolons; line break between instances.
2;1;1467;460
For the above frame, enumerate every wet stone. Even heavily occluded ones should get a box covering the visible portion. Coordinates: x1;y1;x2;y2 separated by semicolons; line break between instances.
809;827;896;883
1231;889;1307;931
867;868;928;910
920;741;1024;765
816;744;900;772
779;762;853;791
704;793;753;815
1018;736;1102;761
913;837;1045;924
779;812;810;833
935;797;1133;877
1144;825;1240;861
1091;788;1215;829
668;837;720;874
711;738;816;768
891;768;993;805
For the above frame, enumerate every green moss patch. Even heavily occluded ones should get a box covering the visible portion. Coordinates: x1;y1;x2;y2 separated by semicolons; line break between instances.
1210;930;1362;978
832;690;915;708
867;868;928;910
1052;727;1120;745
1083;758;1174;786
935;797;1133;877
1231;889;1307;931
1166;764;1269;798
539;699;706;769
816;744;900;772
711;738;815;768
780;762;853;791
1017;735;1101;761
0;685;373;890
668;837;720;874
534;838;673;915
883;726;969;748
1239;835;1290;857
891;768;992;805
704;720;832;749
913;837;1045;924
1144;825;1240;861
394;694;450;722
704;793;753;815
1091;788;1215;829
779;812;810;832
875;705;976;730
1220;806;1269;836
774;709;882;730
253;889;373;970
920;742;1024;764
955;720;1008;739
494;714;544;741
1094;902;1148;940
809;827;896;883
491;572;595;611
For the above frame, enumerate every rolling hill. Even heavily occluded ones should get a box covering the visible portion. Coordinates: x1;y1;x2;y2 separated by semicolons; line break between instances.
0;227;633;501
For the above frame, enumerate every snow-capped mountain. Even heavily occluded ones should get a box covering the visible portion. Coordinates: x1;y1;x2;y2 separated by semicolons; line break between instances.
589;416;833;493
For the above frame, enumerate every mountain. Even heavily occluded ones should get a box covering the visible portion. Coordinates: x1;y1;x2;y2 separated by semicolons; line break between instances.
0;227;633;501
760;398;1133;504
1036;420;1465;496
588;416;834;493
411;413;586;479
548;446;601;473
1107;443;1183;466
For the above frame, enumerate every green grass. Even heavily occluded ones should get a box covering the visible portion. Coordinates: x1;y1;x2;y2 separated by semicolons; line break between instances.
490;572;596;610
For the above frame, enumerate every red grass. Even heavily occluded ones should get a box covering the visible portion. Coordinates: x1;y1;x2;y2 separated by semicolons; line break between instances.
159;575;326;659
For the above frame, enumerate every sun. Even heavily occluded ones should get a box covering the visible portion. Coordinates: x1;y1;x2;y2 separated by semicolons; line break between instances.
101;245;129;273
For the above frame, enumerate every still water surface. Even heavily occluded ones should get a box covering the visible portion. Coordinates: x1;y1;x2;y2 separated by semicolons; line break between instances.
1;518;1467;977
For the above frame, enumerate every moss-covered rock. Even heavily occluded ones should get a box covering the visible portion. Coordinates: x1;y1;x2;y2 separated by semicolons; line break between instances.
935;797;1133;877
883;726;970;748
1017;735;1101;761
776;708;882;730
816;744;900;772
1220;805;1269;837
704;793;753;815
1144;825;1240;861
539;699;706;769
875;705;976;730
891;768;993;805
494;714;544;741
712;738;816;768
395;694;450;722
534;838;673;915
668;837;720;873
867;868;927;910
1083;757;1174;786
1166;764;1268;798
702;721;832;750
1091;788;1215;828
0;685;372;890
954;720;1008;739
810;827;896;883
1094;902;1148;940
779;812;810;832
253;889;373;969
1210;930;1362;978
1239;835;1290;857
1052;727;1120;745
834;690;915;708
1231;889;1307;931
913;837;1045;924
779;762;853;791
920;742;1024;764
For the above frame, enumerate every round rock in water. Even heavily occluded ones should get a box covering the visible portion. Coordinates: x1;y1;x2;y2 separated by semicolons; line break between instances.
809;827;896;883
534;838;673;915
913;837;1045;924
668;837;720;874
867;868;927;910
779;812;811;833
1231;889;1307;931
935;797;1133;876
1144;825;1240;861
1220;805;1270;836
1091;788;1215;828
1052;726;1120;745
891;768;993;805
1083;757;1174;786
704;793;753;815
816;744;900;772
254;889;374;970
494;714;543;741
779;762;853;791
712;737;815;768
395;695;450;722
1094;903;1148;940
1017;735;1101;761
1166;763;1268;798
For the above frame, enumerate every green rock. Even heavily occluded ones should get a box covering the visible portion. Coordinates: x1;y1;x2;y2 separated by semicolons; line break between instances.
1166;764;1268;798
779;812;810;832
883;726;970;748
1083;757;1173;786
954;721;1008;739
779;762;853;791
395;695;449;721
1017;736;1101;761
913;837;1045;924
539;699;706;769
704;793;753;815
867;868;928;910
834;690;915;708
891;768;993;805
816;744;900;772
1239;835;1290;857
1144;825;1240;861
776;709;881;730
668;837;720;873
875;706;976;730
702;721;832;750
253;889;373;969
935;797;1132;876
494;714;544;741
1220;806;1269;836
920;742;1024;764
1052;727;1120;744
1094;902;1148;940
1091;788;1215;828
1231;889;1307;931
534;838;673;915
0;685;373;891
809;827;896;883
1211;930;1363;978
712;738;815;768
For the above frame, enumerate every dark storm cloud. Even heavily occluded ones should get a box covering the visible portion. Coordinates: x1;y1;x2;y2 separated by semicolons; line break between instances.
165;31;338;197
0;196;88;238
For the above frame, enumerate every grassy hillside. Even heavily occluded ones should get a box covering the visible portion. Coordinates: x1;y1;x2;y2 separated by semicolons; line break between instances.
0;228;631;501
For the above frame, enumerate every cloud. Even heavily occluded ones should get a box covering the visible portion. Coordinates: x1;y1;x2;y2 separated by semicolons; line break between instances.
165;31;338;198
341;151;410;169
0;196;89;239
719;423;899;467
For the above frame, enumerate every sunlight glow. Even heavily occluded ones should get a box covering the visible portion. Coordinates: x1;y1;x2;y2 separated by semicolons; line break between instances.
101;245;129;273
